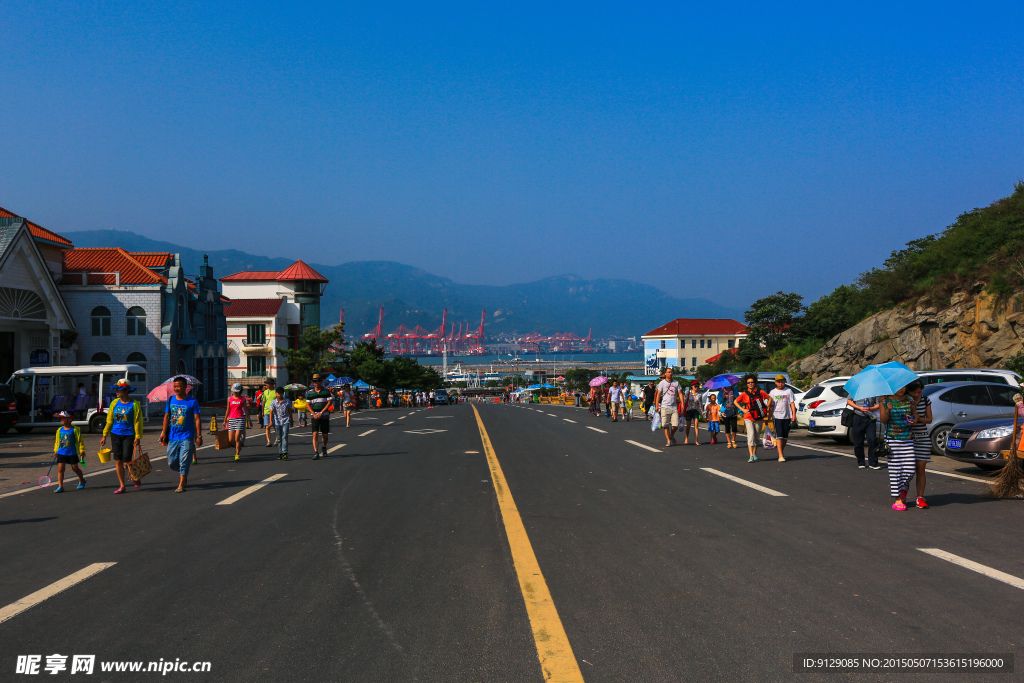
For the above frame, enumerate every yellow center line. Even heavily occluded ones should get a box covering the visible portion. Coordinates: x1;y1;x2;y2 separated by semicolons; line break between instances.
470;405;584;682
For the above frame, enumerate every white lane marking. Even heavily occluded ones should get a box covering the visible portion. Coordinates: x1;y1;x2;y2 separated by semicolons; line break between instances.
700;468;788;497
216;473;287;506
384;421;395;426
564;419;577;423
586;426;607;433
465;450;480;454
398;416;407;420
625;440;661;453
919;548;1024;590
426;416;453;419
547;413;558;417
780;441;991;484
328;444;347;454
408;412;416;415
358;430;376;437
0;563;117;624
404;429;447;435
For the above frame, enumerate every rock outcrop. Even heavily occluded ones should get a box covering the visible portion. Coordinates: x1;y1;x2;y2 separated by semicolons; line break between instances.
792;283;1024;380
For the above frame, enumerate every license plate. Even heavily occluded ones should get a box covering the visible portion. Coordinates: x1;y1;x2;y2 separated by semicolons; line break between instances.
946;438;963;449
809;420;815;427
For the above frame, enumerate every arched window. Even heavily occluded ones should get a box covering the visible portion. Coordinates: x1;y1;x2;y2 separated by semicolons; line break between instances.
177;359;187;375
127;352;146;385
91;352;111;364
126;307;147;336
91;307;111;336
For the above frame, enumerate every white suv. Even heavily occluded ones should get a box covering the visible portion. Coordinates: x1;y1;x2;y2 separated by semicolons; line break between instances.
796;376;851;428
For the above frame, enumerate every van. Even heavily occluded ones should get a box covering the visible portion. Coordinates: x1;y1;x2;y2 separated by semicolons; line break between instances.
7;364;148;434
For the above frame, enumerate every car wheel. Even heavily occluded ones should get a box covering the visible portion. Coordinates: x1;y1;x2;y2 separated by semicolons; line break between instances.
931;424;953;455
15;426;32;434
89;414;106;434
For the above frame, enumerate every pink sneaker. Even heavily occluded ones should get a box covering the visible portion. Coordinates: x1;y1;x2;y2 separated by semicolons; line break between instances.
892;500;906;511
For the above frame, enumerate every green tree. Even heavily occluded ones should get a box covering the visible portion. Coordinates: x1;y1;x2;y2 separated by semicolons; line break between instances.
347;340;392;388
744;291;805;354
281;324;347;384
801;284;869;342
563;367;598;391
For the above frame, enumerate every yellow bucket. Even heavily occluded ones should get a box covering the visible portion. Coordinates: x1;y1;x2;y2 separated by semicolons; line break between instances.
97;448;112;464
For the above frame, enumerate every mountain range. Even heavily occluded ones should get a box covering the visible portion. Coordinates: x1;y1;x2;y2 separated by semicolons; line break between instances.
65;230;742;338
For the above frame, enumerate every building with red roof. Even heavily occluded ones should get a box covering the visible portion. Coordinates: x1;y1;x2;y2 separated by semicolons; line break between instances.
60;248;229;403
641;318;748;375
221;260;329;386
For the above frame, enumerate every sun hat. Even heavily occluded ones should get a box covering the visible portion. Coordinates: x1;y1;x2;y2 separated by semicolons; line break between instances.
231;383;243;392
312;374;322;381
109;378;135;392
56;411;72;418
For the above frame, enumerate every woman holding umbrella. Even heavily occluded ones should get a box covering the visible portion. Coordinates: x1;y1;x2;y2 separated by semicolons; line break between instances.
846;362;920;511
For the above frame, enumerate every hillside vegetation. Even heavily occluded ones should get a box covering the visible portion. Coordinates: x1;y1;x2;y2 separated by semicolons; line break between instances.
699;181;1024;385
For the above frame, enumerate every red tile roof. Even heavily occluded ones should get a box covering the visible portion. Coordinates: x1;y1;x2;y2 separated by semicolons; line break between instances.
0;206;74;247
132;252;172;269
63;248;169;285
221;259;328;283
644;319;748;337
223;298;284;317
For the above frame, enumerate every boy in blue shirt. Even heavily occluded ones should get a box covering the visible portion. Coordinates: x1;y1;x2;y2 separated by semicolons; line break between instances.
53;411;86;492
159;376;203;493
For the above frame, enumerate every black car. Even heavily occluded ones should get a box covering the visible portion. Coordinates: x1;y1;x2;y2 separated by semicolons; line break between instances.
0;383;19;434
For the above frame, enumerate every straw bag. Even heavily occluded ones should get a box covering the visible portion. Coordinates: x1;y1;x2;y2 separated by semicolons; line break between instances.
126;443;151;481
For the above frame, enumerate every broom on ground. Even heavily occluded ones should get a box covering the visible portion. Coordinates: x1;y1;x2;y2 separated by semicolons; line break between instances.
992;401;1024;499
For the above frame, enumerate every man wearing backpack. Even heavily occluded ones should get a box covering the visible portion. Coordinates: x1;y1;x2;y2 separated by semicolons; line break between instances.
734;374;771;462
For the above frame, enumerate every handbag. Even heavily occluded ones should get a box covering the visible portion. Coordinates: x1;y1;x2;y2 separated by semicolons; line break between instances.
125;443;151;481
840;408;855;427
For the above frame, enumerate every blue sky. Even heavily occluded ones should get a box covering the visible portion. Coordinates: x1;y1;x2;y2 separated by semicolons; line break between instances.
2;1;1020;309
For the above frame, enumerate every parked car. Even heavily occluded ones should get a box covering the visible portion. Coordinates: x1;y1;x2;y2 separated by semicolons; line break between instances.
944;416;1017;470
809;381;1018;453
700;380;804;411
0;382;19;435
434;388;450;405
918;368;1021;386
796;377;851;428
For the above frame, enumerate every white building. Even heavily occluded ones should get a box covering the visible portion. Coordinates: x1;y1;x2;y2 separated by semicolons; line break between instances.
0;210;76;378
642;318;748;375
220;260;328;387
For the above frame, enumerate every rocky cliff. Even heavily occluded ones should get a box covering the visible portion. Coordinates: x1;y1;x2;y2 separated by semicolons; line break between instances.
792;282;1024;380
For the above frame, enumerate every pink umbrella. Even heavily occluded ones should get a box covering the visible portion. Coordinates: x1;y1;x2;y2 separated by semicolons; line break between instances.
147;381;193;402
588;376;609;387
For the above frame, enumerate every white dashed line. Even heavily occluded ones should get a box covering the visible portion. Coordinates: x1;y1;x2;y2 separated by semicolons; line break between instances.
563;419;577;423
919;548;1024;590
384;421;394;425
216;473;287;506
328;444;347;454
0;563;117;624
625;440;661;453
547;413;558;417
586;426;607;434
358;430;376;437
700;468;788;497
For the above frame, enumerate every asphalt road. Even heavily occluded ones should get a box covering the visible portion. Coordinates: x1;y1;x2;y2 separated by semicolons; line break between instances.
1;402;1021;682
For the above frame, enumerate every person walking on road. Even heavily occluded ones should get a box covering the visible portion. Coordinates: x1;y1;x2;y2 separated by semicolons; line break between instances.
609;381;624;422
768;375;796;462
682;380;702;445
653;367;683;447
270;386;294;460
160;376;202;493
223;383;252;461
260;379;277;447
340;384;355;428
906;380;932;508
642;381;656;420
718;384;739;448
879;383;917;511
99;378;144;492
705;393;721;445
52;411;86;492
305;375;333;459
845;394;881;469
735;374;770;462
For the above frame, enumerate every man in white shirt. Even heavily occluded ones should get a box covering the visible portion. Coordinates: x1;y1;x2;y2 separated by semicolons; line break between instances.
609;381;624;422
652;367;683;447
768;375;797;462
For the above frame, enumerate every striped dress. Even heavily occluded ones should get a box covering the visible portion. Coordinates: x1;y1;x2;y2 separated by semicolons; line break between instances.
883;397;916;498
911;395;931;461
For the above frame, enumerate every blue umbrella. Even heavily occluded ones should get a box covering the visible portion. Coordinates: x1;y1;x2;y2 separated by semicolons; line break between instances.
539;383;556;389
353;379;370;389
843;362;919;401
703;374;741;390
